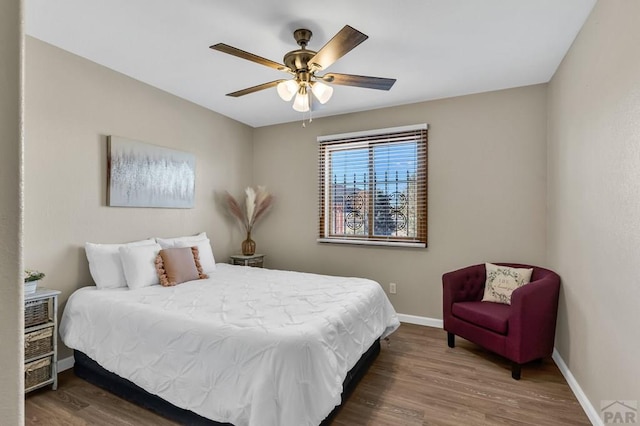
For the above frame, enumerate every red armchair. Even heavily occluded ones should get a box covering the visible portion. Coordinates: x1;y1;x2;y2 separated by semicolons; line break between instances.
442;263;560;379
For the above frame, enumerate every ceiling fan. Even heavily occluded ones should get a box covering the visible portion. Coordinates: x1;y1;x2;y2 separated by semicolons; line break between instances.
210;25;396;112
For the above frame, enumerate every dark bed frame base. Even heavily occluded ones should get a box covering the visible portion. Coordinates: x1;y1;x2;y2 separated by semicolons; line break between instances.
73;339;380;426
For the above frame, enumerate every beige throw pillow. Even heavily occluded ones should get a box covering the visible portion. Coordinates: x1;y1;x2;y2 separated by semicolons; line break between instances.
482;263;533;305
155;247;208;287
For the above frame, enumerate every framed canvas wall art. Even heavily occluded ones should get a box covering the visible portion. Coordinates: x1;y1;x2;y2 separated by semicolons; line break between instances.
107;136;195;208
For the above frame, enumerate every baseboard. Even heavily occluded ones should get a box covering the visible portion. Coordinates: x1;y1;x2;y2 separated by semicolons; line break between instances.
397;313;443;328
552;349;601;426
57;355;75;372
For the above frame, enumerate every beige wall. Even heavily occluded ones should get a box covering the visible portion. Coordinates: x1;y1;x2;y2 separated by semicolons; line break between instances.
253;85;548;318
24;37;254;359
548;0;640;409
0;0;24;422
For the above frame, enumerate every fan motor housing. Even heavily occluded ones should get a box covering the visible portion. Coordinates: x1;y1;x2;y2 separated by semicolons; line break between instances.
283;49;317;73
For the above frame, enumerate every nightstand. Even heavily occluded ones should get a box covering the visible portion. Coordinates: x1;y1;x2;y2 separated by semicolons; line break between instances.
230;254;265;268
24;288;61;393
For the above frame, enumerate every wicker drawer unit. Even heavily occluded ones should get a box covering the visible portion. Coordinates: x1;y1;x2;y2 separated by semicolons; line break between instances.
25;326;54;360
25;299;50;328
24;288;60;393
25;356;53;391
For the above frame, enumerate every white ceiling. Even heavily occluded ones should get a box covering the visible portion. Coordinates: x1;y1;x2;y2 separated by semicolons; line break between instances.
26;0;596;128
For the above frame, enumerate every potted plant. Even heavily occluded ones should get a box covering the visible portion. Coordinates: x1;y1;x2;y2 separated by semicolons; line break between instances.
224;186;274;255
24;270;45;295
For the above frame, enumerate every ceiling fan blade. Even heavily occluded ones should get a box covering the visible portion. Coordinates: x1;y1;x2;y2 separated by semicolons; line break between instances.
323;73;396;91
226;80;286;97
309;25;368;71
210;43;290;73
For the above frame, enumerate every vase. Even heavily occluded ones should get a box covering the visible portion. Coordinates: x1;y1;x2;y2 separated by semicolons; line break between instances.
25;280;39;295
241;232;256;256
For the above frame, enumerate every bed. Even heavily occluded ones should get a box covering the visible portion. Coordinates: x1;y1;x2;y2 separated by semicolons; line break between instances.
60;263;400;426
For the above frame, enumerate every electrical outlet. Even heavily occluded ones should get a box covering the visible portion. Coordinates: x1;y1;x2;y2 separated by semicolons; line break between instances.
389;282;397;294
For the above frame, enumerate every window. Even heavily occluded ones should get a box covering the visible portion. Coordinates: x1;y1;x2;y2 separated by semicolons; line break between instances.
318;124;428;247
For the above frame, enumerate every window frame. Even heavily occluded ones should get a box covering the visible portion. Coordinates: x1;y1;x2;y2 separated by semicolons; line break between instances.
317;124;428;248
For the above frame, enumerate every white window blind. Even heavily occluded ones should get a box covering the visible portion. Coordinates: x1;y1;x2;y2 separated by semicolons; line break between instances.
318;124;428;247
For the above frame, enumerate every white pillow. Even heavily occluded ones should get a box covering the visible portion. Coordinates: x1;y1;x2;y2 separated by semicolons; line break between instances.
85;238;156;289
173;238;216;274
119;243;162;290
156;232;207;249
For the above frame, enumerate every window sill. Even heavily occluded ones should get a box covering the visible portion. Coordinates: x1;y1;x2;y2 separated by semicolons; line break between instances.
317;238;426;248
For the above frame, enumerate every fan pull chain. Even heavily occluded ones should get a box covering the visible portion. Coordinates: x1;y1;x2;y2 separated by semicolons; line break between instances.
301;92;313;127
300;91;314;127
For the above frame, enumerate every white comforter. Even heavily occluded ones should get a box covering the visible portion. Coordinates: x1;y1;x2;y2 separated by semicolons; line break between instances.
60;264;399;426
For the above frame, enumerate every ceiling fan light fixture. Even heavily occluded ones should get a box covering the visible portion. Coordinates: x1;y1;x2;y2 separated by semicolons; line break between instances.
311;81;333;104
277;79;298;101
292;87;310;112
212;25;396;123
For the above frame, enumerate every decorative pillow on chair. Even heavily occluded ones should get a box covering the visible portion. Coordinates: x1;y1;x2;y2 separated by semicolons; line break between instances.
156;247;208;287
482;263;533;305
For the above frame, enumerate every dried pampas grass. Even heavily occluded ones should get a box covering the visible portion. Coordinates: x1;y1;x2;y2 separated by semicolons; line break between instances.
224;186;274;233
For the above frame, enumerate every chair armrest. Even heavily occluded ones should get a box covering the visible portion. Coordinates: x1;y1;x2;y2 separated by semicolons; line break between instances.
442;264;486;321
508;276;561;361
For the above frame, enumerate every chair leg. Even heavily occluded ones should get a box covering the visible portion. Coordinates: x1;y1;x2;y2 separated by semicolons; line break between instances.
511;362;522;380
447;332;455;348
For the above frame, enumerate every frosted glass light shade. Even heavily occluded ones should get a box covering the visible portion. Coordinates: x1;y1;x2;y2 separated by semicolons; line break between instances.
292;91;310;112
277;80;298;101
311;81;334;104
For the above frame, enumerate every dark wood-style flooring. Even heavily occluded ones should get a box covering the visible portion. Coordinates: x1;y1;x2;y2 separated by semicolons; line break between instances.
25;324;590;425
